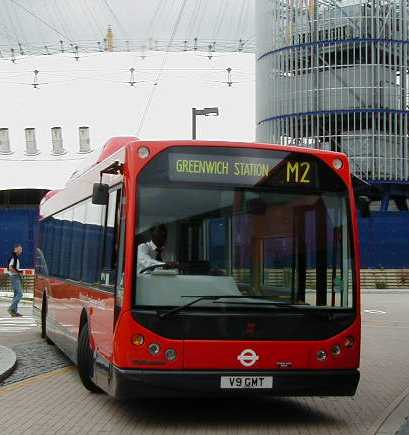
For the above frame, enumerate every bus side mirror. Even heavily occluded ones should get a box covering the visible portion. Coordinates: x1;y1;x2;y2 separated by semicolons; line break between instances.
358;196;370;218
92;183;109;205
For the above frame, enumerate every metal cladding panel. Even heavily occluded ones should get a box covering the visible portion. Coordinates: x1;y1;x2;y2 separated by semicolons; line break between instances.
0;208;38;268
359;212;409;268
256;0;409;181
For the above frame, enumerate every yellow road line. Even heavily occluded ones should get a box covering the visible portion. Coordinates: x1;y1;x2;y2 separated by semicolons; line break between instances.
0;366;75;396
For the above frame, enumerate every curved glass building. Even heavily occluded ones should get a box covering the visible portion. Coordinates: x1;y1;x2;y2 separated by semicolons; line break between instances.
256;0;409;183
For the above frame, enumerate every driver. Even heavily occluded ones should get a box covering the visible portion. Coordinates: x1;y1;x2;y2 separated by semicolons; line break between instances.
137;224;178;273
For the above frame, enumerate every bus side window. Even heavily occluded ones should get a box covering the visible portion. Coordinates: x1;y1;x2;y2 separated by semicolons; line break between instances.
70;202;87;281
100;188;121;288
81;200;105;284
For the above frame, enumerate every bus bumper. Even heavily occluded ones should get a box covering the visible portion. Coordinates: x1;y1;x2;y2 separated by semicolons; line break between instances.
110;367;360;399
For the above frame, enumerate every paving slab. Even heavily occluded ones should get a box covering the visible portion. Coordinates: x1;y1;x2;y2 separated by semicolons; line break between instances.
0;292;409;434
1;341;72;386
371;385;409;435
398;420;409;435
0;345;16;382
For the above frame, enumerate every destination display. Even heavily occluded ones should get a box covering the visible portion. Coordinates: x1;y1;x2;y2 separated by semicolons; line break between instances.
169;153;317;187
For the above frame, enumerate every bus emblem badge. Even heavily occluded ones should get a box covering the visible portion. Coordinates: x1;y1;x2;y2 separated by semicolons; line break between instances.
237;349;259;367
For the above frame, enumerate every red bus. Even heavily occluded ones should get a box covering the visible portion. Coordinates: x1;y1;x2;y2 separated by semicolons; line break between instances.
34;139;361;398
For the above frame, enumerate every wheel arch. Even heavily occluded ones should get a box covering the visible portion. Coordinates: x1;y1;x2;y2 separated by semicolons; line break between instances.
78;308;89;338
41;288;48;307
78;308;97;350
41;292;47;339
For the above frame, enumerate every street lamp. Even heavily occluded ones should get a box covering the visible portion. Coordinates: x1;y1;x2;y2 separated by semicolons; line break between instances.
192;107;219;140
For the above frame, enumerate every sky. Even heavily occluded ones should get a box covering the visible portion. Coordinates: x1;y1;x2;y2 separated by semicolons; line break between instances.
0;49;255;190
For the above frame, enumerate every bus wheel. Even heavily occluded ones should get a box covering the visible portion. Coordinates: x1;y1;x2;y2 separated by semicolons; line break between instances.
77;324;103;393
41;296;54;345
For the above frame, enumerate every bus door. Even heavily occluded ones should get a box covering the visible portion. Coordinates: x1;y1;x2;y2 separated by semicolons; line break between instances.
91;186;125;363
46;208;76;347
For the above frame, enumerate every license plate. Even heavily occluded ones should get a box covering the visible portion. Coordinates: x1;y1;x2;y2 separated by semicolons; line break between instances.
220;376;273;389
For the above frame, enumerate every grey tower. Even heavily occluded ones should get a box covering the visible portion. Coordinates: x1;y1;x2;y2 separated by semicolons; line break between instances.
257;0;409;204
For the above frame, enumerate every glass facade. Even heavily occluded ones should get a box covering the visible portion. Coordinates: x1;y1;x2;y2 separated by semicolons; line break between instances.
256;0;409;181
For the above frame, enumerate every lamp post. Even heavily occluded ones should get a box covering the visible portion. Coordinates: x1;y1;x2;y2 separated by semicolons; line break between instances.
192;107;219;140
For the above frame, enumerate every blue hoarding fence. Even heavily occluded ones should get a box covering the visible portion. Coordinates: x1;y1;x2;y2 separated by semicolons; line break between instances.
0;207;38;269
359;212;409;269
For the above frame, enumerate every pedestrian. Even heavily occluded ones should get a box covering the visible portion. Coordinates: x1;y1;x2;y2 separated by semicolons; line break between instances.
7;244;24;317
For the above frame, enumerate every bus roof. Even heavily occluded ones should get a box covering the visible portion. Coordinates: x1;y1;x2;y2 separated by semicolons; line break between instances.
39;139;350;218
97;136;139;163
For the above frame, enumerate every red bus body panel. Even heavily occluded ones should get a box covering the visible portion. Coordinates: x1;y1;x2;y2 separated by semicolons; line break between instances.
34;140;361;398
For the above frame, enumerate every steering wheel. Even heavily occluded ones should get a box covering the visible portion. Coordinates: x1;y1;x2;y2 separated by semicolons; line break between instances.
139;264;166;274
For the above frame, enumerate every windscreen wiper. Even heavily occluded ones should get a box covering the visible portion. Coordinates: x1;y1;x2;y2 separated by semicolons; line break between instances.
158;295;306;319
213;300;309;308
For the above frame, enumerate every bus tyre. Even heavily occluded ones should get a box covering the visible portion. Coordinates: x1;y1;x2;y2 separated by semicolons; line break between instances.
78;324;103;393
41;297;54;345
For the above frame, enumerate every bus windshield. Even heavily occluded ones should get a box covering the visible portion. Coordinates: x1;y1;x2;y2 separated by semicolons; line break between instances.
135;147;354;311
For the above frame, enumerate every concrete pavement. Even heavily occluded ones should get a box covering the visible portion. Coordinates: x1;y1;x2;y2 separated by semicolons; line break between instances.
0;298;28;383
0;299;70;387
0;299;39;347
373;384;409;435
0;299;37;385
1;293;409;434
398;419;409;435
0;346;16;382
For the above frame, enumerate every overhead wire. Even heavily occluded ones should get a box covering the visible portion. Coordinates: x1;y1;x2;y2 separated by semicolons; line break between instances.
53;0;73;43
10;0;27;46
3;1;19;45
149;0;177;49
148;0;166;41
0;23;15;46
0;1;256;58
8;0;73;43
42;0;66;55
0;0;256;85
185;0;199;43
0;65;241;76
236;0;248;47
83;0;104;40
0;40;256;59
61;1;92;51
7;0;26;45
78;0;102;41
102;0;129;40
193;0;208;49
25;0;48;54
212;1;227;44
136;0;188;136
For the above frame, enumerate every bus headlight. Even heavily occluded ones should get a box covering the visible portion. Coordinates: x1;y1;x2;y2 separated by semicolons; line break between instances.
316;350;327;361
148;343;161;356
138;146;150;159
344;336;355;348
333;158;343;170
331;345;342;357
165;349;177;361
131;334;144;346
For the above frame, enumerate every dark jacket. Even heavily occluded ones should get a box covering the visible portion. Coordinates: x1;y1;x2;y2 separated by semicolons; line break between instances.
8;252;21;274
